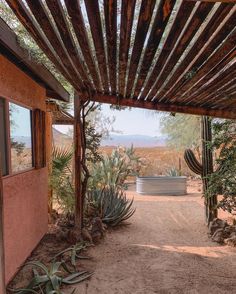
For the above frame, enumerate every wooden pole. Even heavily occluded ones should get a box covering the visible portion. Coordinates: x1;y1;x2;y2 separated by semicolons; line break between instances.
0;153;6;293
45;109;53;221
74;92;83;232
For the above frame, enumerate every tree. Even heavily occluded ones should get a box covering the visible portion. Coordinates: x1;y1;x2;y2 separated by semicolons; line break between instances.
160;113;201;152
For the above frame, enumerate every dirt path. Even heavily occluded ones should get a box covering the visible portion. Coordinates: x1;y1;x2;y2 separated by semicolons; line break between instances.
69;186;236;294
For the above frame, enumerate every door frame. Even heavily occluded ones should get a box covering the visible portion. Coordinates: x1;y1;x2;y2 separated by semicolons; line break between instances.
0;152;6;293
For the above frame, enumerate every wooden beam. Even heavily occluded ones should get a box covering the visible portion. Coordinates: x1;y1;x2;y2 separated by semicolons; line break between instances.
134;0;176;97
84;0;109;92
5;0;78;90
125;0;156;98
91;94;236;119
65;0;102;92
154;3;234;104
0;18;69;102
74;92;82;232
104;0;117;94
119;0;136;97
0;153;6;294
184;0;236;3
147;1;213;101
140;1;196;100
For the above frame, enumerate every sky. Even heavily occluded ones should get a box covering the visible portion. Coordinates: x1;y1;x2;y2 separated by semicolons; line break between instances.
55;104;163;137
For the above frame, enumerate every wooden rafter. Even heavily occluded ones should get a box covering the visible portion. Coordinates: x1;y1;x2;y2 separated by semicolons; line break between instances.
90;94;236;119
3;0;236;119
0;18;69;102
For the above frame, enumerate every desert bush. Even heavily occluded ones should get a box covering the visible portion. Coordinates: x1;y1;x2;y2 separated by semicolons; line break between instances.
85;187;135;226
89;145;142;190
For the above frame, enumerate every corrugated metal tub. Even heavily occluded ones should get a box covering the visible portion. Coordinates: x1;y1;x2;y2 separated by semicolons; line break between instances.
136;176;187;196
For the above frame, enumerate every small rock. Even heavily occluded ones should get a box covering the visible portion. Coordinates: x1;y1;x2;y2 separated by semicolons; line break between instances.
225;236;236;247
212;228;228;244
209;218;228;236
82;227;93;243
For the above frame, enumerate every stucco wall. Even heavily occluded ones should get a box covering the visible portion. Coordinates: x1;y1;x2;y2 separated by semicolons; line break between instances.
0;55;48;283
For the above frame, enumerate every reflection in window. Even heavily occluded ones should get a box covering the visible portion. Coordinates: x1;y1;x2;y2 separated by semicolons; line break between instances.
0;98;8;175
9;102;33;172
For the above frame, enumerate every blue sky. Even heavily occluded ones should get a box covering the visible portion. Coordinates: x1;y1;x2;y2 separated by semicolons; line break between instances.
56;104;162;137
10;103;32;137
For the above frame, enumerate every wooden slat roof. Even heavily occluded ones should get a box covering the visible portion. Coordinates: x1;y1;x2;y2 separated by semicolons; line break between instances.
0;18;69;102
4;0;236;118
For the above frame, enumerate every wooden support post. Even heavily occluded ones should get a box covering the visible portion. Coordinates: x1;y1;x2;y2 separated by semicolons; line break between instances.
0;153;6;293
74;92;83;232
45;109;53;221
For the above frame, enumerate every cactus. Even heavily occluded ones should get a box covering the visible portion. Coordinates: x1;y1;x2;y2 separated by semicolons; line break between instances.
184;116;217;224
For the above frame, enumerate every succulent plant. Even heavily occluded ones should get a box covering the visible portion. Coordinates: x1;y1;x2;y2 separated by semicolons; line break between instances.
184;116;217;223
10;261;93;294
86;187;135;226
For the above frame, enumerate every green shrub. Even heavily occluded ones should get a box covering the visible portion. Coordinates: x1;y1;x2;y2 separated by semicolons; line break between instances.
86;187;135;226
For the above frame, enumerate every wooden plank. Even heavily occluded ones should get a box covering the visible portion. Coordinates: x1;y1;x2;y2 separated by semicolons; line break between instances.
139;1;196;100
84;0;109;93
133;0;176;98
147;1;214;101
45;0;93;89
0;18;69;102
119;0;136;97
0;153;6;294
91;94;236;119
185;0;236;3
125;0;156;98
172;31;236;103
5;0;79;90
104;0;117;94
74;93;83;231
186;62;236;105
25;0;85;90
65;0;101;92
153;3;233;103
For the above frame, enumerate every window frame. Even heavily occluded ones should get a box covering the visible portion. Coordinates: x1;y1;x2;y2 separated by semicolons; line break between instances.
1;97;35;178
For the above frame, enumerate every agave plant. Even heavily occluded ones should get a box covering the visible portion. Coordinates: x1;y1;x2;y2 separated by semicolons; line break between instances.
10;261;92;294
53;242;91;268
86;187;135;226
166;167;181;177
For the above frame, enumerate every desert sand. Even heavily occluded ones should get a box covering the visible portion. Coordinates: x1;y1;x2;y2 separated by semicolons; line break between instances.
66;181;236;294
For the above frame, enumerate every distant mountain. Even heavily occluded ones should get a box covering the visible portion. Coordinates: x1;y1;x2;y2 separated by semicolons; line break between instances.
101;134;166;147
12;136;32;148
52;128;72;146
13;131;166;148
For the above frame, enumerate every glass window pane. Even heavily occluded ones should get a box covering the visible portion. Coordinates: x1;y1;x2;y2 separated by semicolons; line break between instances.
0;98;8;176
9;102;33;173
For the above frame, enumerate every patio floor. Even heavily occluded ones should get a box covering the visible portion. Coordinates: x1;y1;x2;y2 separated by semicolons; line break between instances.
67;184;236;294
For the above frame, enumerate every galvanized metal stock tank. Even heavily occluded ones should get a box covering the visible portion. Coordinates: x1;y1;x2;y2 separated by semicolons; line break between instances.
136;176;187;196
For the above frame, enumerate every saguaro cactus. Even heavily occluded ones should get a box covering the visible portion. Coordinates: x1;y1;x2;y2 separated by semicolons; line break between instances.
184;116;217;224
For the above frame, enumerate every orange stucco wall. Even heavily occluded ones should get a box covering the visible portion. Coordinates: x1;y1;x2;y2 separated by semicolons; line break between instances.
0;54;48;283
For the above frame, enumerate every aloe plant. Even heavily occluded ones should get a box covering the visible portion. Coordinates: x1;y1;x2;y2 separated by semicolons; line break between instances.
10;261;92;294
86;187;135;226
53;242;91;269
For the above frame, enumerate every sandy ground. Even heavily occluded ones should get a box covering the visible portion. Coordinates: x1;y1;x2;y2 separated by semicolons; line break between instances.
66;181;236;294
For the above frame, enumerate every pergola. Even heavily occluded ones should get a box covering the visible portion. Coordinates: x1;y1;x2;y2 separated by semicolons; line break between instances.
3;0;236;230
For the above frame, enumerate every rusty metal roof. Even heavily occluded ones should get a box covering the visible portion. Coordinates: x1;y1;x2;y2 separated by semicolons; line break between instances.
4;0;236;118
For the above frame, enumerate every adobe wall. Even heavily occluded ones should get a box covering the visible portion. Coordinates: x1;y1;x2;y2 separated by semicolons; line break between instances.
0;55;48;283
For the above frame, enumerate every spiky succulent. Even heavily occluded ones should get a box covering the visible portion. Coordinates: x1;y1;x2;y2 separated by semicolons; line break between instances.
10;261;92;294
86;187;135;226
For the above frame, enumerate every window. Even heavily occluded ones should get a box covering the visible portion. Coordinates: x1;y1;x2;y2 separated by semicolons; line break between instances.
9;102;33;173
0;98;8;176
